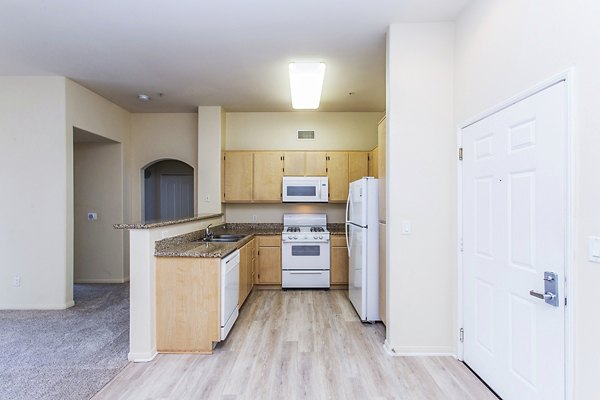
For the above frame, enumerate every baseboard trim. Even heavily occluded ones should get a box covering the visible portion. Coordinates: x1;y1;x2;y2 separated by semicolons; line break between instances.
0;300;75;310
74;278;129;284
128;350;157;363
383;340;456;357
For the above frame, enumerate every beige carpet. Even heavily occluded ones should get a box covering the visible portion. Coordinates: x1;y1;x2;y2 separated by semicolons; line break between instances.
0;284;130;400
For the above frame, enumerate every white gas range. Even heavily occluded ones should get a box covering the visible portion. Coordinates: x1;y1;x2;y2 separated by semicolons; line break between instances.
281;214;330;289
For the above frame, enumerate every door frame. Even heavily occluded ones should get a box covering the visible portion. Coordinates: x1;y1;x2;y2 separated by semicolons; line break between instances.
456;68;575;400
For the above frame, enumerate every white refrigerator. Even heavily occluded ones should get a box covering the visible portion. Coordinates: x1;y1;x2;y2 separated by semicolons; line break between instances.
345;177;380;321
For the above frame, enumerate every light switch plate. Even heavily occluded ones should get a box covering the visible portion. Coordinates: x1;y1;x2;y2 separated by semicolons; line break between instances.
401;221;411;235
589;236;600;263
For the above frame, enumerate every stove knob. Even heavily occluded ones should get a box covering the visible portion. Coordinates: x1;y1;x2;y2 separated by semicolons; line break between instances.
293;236;297;239
319;236;323;239
313;236;318;239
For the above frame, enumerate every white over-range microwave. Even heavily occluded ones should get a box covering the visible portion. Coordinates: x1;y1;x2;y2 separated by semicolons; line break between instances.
282;176;328;203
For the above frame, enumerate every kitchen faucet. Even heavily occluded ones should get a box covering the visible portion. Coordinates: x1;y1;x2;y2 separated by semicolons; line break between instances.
205;224;214;239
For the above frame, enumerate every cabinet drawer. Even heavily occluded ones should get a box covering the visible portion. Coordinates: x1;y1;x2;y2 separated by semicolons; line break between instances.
258;235;281;247
331;235;347;247
282;270;330;288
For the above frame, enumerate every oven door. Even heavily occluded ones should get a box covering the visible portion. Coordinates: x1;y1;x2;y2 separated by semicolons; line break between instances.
282;241;330;270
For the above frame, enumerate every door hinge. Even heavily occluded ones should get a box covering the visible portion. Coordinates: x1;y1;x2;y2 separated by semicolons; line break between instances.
460;328;464;343
565;297;568;306
458;147;463;161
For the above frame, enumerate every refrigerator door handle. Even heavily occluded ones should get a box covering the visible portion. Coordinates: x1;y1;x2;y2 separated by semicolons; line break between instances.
345;223;351;256
345;191;351;223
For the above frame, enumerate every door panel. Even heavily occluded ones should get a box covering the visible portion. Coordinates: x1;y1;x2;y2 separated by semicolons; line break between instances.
305;152;327;176
284;152;305;176
348;224;365;319
224;152;253;201
462;82;566;400
253;152;283;201
159;174;194;220
349;152;369;183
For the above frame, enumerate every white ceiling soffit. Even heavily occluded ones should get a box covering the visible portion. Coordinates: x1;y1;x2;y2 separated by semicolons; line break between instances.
0;0;470;113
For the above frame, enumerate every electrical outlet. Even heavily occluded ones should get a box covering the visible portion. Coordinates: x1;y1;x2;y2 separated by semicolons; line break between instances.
252;215;257;222
205;195;210;202
401;221;411;235
12;276;20;287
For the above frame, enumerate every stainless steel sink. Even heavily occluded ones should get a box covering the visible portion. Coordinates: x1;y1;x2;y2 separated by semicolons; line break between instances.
202;234;246;243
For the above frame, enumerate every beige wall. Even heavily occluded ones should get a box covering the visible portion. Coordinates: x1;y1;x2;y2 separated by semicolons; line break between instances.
67;80;132;284
226;112;381;150
386;23;456;354
130;113;198;220
74;141;125;282
225;203;346;223
455;1;600;396
0;77;69;308
197;107;225;214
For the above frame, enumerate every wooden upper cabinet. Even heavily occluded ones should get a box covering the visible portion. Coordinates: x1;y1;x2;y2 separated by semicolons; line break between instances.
326;152;349;202
378;117;386;222
305;152;327;176
223;152;253;202
369;147;379;178
253;152;283;201
348;152;369;183
283;152;305;176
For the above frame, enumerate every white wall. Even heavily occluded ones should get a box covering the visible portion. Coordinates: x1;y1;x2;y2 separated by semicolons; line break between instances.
386;23;456;353
455;1;600;396
226;112;381;150
0;77;70;309
67;80;131;284
130;113;198;221
74;141;124;283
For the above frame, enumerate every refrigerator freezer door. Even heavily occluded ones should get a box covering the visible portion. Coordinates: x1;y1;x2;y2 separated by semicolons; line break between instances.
348;223;366;320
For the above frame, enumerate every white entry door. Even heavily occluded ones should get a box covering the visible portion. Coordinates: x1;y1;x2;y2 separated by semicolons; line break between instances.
462;82;567;399
159;174;194;220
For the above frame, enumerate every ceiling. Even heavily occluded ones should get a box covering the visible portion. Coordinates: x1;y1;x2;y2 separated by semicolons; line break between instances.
0;0;470;113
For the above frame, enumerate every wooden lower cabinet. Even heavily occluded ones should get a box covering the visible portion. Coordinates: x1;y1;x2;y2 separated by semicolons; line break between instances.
330;235;349;285
256;235;281;285
156;257;221;354
239;239;255;307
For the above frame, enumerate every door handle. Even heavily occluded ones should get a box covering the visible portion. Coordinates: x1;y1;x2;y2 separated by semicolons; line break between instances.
529;271;559;307
529;290;556;301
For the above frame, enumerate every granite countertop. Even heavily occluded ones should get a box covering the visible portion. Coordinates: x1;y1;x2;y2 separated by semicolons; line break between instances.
155;223;283;258
113;213;224;230
155;222;346;258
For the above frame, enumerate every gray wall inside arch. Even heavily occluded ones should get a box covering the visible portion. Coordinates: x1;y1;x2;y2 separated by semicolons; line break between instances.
144;160;194;221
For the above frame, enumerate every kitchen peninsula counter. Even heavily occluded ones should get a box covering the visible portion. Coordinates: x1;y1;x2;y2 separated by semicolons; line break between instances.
154;223;283;258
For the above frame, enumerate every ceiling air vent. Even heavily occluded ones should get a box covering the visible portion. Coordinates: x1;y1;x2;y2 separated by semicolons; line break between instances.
297;130;315;140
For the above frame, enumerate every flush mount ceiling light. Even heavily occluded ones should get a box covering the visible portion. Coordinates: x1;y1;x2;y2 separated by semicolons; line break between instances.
289;62;326;110
137;94;151;102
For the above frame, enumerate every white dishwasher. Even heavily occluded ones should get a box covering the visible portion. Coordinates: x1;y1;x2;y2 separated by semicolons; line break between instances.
220;250;240;340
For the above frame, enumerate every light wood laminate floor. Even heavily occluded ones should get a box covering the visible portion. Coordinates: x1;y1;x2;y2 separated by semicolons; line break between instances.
94;290;497;400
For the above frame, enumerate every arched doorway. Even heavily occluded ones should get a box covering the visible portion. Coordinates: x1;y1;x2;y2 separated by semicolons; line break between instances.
143;159;194;221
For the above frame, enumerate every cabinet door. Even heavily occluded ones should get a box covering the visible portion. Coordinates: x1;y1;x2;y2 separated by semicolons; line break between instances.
326;152;349;202
369;147;379;178
253;152;283;201
305;152;327;176
378;117;386;221
284;152;305;176
257;246;281;284
224;152;253;202
330;246;349;285
379;222;387;326
348;152;369;183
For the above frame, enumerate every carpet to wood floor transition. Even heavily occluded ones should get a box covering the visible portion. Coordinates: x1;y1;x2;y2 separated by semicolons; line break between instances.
0;284;130;400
